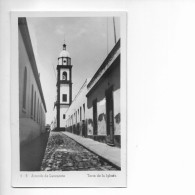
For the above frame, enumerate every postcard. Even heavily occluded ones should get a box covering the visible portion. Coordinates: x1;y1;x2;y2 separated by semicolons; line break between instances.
11;11;127;187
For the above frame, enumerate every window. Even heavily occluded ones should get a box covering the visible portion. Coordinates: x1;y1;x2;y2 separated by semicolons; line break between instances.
31;85;34;117
63;59;67;65
62;71;67;80
38;102;40;123
34;92;36;120
83;103;85;120
63;114;66;119
23;67;27;109
62;94;67;102
37;99;39;122
67;58;71;65
39;103;42;124
80;107;82;121
41;108;43;125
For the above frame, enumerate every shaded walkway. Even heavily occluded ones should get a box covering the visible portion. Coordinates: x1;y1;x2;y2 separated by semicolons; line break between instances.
20;132;50;171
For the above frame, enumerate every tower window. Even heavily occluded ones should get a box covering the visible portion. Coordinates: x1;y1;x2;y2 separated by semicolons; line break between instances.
62;94;67;102
67;58;71;65
62;71;67;80
63;114;66;119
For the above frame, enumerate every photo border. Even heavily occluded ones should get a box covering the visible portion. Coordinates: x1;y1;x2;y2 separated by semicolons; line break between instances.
11;11;127;188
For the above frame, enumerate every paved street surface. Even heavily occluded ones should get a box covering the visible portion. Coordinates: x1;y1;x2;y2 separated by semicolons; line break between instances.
63;131;121;168
41;132;119;171
20;132;50;171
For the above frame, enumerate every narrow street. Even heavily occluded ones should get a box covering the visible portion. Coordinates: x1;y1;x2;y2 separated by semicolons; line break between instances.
41;132;119;171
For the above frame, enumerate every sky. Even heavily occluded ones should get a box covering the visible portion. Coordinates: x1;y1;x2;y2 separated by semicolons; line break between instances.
27;17;120;124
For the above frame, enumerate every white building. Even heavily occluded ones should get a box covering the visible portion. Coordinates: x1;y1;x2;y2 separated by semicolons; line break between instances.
19;18;47;145
65;78;90;136
65;39;121;147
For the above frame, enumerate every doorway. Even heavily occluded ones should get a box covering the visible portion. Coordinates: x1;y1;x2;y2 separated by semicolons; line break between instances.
93;99;97;135
106;86;114;146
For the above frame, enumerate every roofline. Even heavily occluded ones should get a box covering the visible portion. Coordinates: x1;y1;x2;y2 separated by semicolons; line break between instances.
72;78;90;102
19;17;47;112
87;39;120;89
86;54;120;97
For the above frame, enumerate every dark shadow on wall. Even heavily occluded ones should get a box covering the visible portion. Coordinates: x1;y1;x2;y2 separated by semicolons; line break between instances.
20;131;50;171
98;113;106;122
115;113;120;124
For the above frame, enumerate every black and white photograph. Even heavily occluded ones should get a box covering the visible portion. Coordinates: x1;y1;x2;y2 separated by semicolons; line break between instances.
3;0;195;194
11;12;127;187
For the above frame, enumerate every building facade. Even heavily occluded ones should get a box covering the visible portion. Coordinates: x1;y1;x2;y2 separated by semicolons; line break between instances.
65;78;90;136
65;39;121;147
54;43;72;131
19;18;47;145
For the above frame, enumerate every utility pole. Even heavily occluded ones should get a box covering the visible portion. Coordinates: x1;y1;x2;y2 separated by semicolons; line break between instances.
107;17;109;55
113;17;117;44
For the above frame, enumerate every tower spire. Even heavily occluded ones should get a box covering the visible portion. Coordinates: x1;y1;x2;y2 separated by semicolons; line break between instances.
63;42;66;50
63;36;66;50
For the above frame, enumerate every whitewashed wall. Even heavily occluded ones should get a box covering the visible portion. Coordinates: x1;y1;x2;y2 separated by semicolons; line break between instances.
19;28;46;144
65;79;89;128
60;105;69;127
97;98;106;135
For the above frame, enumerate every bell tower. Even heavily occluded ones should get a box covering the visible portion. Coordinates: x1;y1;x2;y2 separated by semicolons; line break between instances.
56;42;72;131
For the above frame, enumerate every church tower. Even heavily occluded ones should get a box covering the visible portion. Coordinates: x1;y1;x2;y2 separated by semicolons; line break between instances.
56;42;72;131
